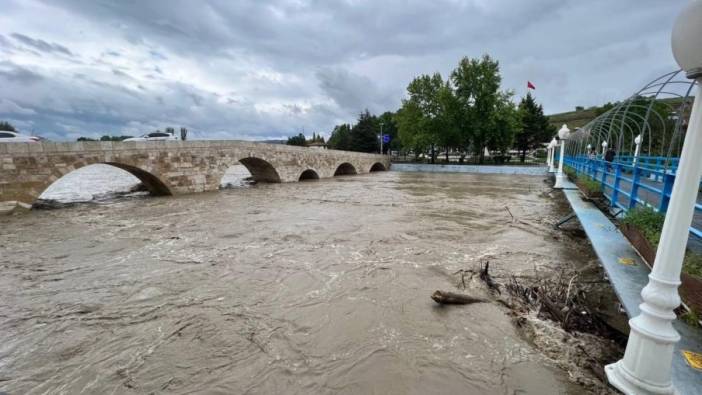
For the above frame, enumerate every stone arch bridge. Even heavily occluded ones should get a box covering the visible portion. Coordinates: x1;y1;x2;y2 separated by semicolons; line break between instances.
0;140;389;206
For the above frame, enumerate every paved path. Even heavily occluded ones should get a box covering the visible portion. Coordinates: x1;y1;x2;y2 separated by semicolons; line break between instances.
562;188;702;393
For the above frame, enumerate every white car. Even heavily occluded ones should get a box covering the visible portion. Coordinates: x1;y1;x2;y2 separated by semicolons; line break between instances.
0;131;40;143
123;132;179;142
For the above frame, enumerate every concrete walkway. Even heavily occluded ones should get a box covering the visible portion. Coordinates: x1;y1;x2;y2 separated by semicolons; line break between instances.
561;188;702;393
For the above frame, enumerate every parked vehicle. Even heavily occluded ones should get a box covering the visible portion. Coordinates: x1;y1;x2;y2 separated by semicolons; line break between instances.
123;132;178;142
0;131;40;143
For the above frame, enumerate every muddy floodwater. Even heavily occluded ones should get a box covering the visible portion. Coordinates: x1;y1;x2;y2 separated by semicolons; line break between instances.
1;171;592;394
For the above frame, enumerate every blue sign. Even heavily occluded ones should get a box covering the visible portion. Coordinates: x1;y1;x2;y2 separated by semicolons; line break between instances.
382;134;391;143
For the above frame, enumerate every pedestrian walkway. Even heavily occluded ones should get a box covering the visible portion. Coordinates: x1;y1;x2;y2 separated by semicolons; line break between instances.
561;188;702;392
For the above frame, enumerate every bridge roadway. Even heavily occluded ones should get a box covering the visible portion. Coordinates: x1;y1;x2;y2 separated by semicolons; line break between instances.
0;140;389;207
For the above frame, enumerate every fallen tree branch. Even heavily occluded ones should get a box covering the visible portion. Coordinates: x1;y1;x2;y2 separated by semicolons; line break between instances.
431;290;487;305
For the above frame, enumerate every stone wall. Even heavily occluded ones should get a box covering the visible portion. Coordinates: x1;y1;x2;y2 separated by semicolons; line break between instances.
0;140;389;206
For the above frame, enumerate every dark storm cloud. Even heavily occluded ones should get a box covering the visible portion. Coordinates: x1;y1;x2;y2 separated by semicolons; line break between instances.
10;33;74;57
316;67;395;114
0;0;688;140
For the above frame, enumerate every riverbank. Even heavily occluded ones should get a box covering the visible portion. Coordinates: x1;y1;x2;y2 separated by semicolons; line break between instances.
391;162;548;176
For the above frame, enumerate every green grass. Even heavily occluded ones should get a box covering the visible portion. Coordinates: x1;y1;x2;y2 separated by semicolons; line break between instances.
564;166;577;180
621;206;665;247
621;206;702;278
684;251;702;277
578;176;601;195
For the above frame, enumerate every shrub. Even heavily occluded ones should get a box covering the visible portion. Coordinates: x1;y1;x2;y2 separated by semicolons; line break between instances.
621;206;702;277
578;176;601;195
564;166;577;181
684;251;702;277
621;206;664;247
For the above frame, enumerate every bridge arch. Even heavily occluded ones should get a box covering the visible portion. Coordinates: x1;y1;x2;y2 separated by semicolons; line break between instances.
299;169;320;181
369;162;386;172
36;161;172;206
334;162;357;176
239;157;281;183
105;162;172;196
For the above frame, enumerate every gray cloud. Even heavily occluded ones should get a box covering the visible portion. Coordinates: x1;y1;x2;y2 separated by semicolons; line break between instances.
0;61;44;83
0;0;688;140
10;33;74;57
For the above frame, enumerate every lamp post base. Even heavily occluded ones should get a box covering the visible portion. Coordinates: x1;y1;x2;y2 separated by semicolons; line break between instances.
554;173;565;188
605;361;678;395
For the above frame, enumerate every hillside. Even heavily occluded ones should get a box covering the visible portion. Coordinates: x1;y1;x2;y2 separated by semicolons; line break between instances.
547;97;689;129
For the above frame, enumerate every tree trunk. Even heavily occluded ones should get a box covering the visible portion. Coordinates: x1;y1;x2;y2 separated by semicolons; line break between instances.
431;145;436;164
520;149;526;163
445;147;449;163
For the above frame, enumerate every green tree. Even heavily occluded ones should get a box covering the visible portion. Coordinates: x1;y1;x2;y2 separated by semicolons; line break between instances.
395;100;427;160
378;111;399;154
327;123;352;150
491;94;520;155
286;133;307;146
435;82;462;161
0;121;17;131
516;92;555;162
395;73;452;163
451;55;503;164
350;110;379;153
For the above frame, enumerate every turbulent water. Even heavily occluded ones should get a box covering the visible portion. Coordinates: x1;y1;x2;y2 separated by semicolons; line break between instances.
1;170;589;394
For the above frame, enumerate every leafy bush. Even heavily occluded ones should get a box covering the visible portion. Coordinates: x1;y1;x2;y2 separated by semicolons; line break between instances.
622;206;665;247
622;206;702;277
564;166;577;181
684;251;702;277
578;176;601;195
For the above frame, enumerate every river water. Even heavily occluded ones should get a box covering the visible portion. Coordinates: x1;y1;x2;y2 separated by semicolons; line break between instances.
1;169;590;394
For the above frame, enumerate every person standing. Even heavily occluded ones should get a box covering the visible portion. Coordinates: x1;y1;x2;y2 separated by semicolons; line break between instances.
604;147;616;171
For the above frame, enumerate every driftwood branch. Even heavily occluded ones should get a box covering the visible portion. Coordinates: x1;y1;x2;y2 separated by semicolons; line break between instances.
480;261;501;294
431;290;487;305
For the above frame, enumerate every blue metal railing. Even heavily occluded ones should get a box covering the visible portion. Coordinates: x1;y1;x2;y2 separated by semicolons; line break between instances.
562;155;702;239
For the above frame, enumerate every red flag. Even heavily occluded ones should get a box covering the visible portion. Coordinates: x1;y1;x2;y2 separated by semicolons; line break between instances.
527;81;536;90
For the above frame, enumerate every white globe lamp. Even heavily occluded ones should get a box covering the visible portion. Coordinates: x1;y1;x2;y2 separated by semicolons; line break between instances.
553;124;569;188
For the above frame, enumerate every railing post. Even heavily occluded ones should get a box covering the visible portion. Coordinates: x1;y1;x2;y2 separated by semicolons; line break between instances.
629;166;641;209
600;160;607;191
659;172;675;212
612;163;622;208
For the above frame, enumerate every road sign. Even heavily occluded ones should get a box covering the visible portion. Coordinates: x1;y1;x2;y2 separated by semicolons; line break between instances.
382;134;390;144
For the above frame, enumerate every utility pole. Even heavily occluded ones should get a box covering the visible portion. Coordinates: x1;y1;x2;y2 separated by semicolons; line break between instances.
379;122;384;154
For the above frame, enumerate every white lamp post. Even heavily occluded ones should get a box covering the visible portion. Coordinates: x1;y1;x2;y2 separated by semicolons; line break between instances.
605;1;702;394
553;125;569;188
633;134;643;167
587;143;592;157
601;140;608;157
548;138;558;173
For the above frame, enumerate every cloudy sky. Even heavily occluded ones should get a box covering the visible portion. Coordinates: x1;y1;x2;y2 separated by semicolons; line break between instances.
0;0;687;141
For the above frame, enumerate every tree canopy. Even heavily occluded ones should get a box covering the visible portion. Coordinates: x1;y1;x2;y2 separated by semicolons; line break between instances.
286;133;307;146
327;110;381;153
516;92;555;162
324;54;554;162
394;55;522;163
0;121;17;132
